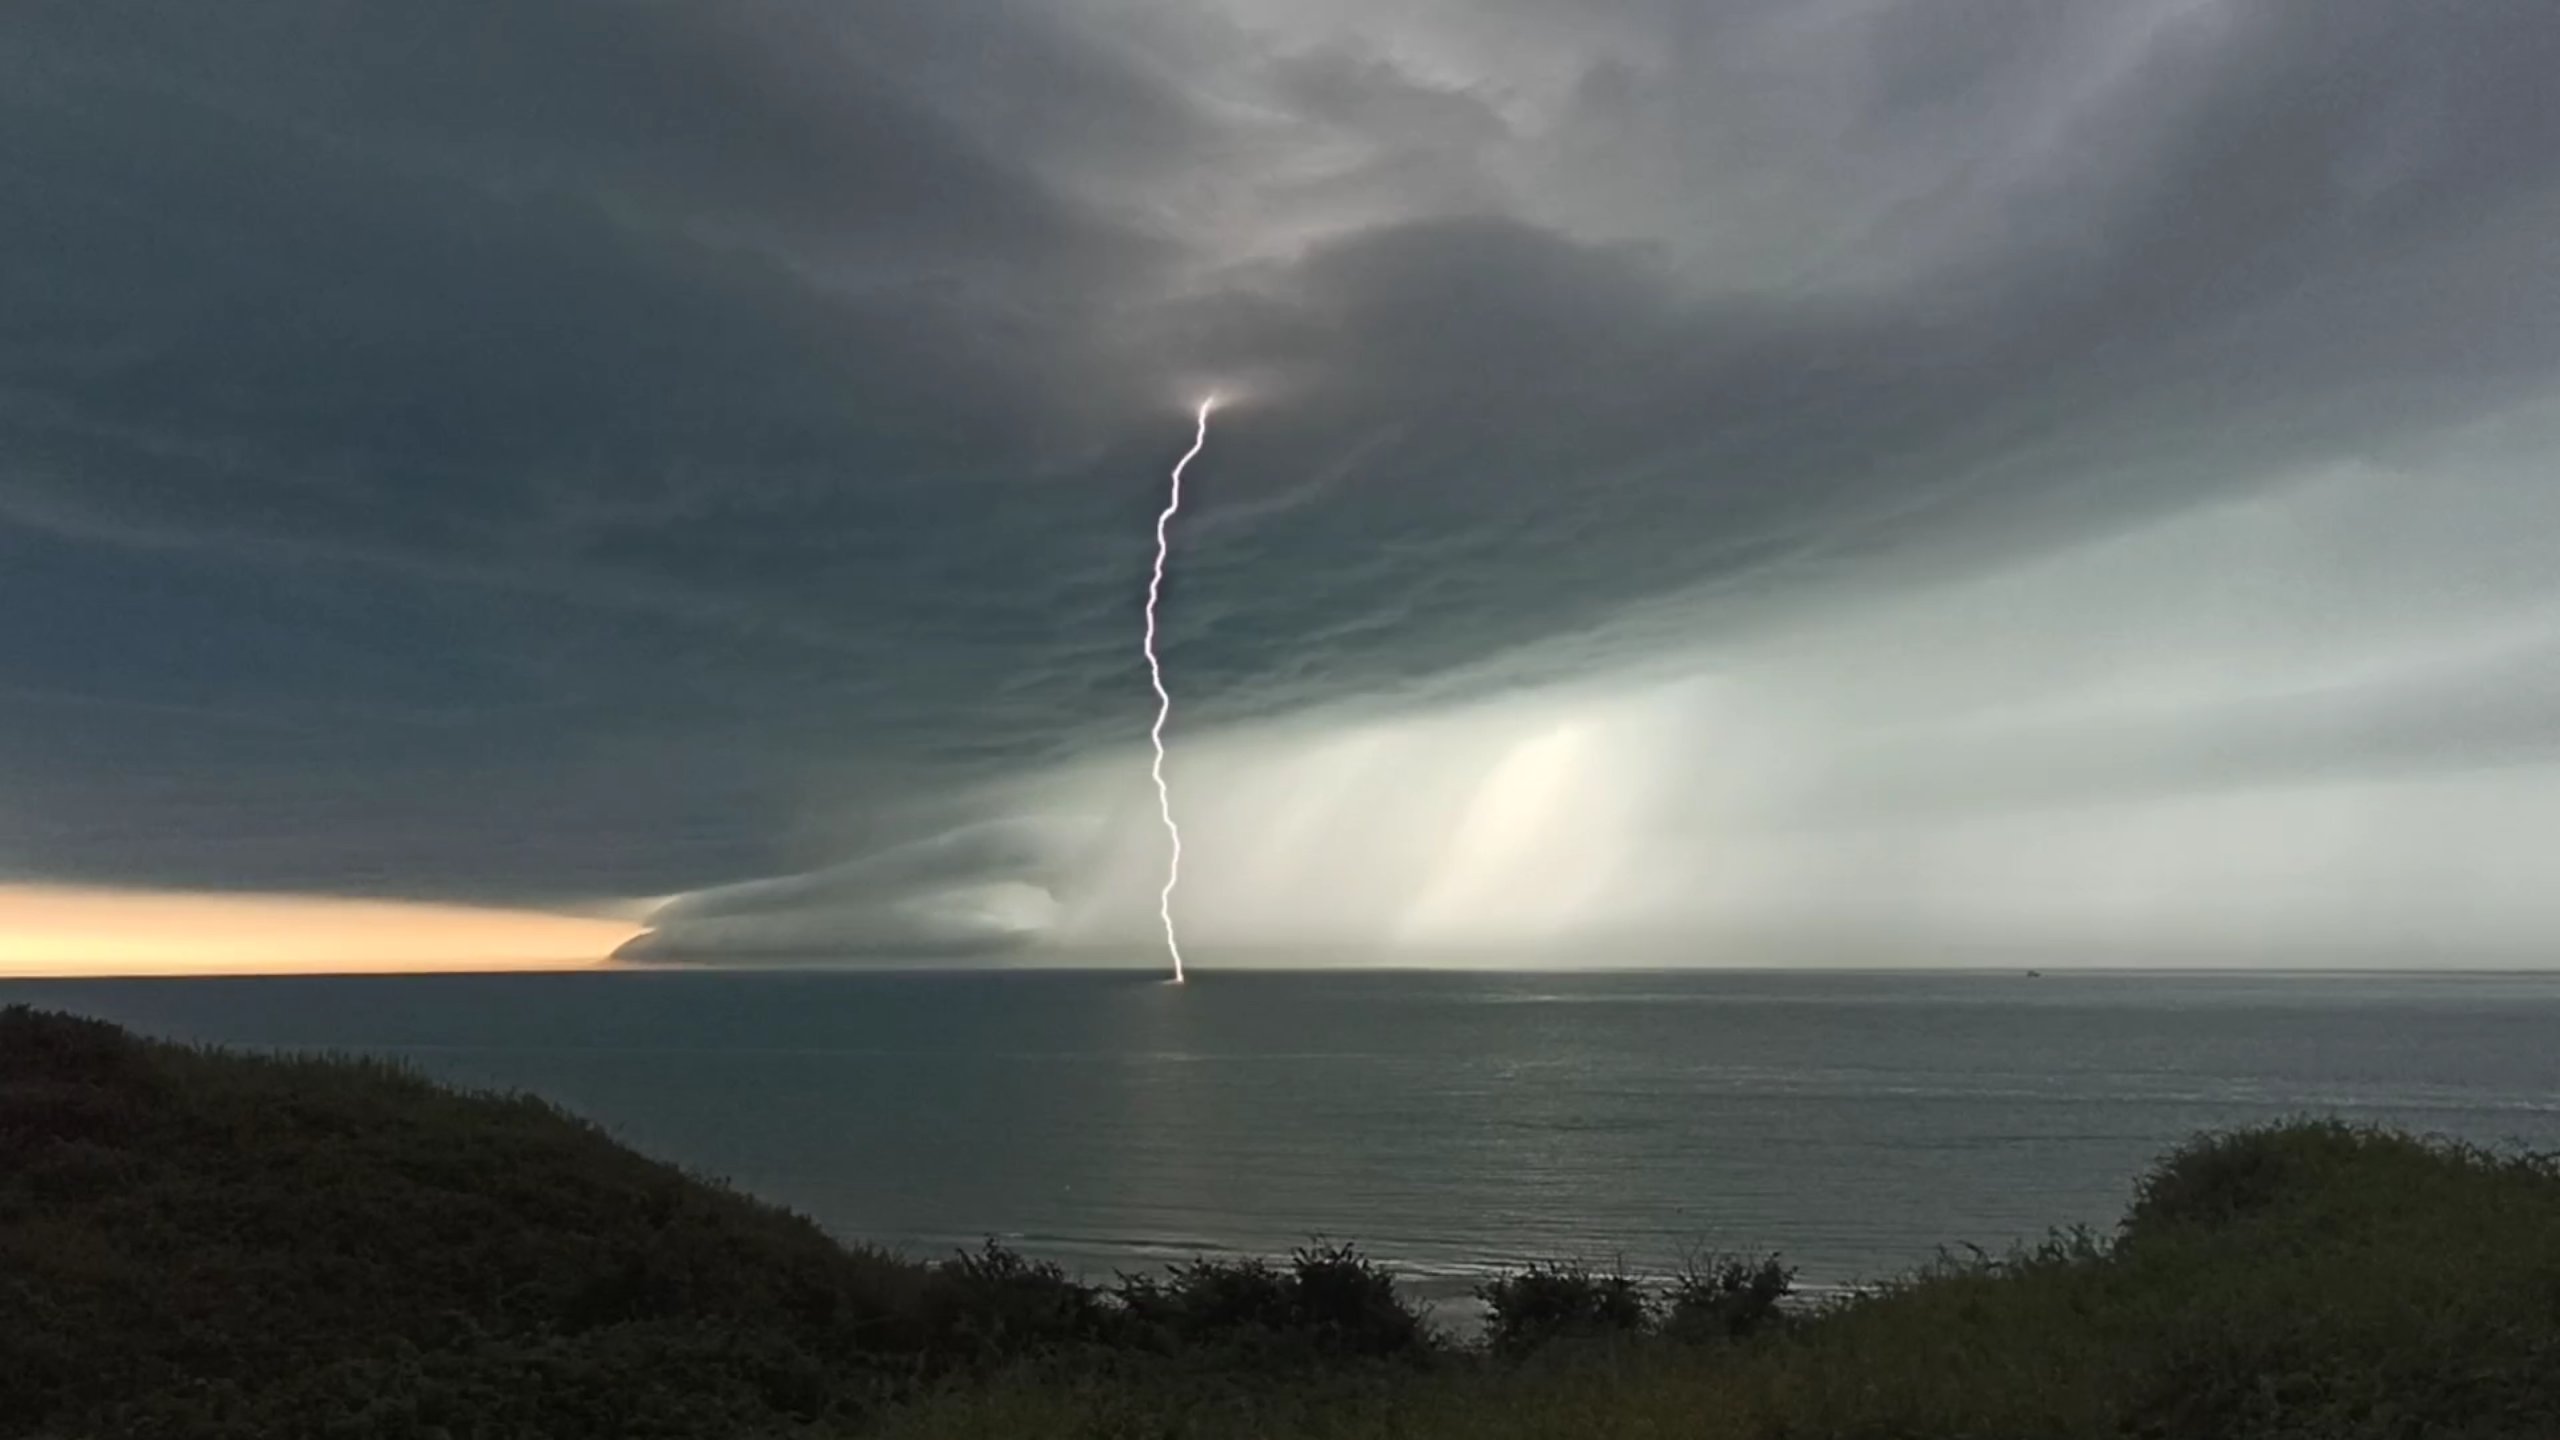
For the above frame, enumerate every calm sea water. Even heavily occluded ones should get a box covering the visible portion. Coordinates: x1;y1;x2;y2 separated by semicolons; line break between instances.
10;968;2559;1308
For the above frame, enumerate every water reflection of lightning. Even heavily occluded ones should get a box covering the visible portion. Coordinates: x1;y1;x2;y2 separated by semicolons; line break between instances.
1144;398;1215;984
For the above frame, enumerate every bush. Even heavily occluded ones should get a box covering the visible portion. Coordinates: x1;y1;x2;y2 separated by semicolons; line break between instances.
1285;1243;1433;1358
2122;1117;2395;1234
1662;1250;1794;1343
1475;1260;1652;1355
924;1241;1115;1360
1114;1243;1434;1360
1118;1256;1294;1340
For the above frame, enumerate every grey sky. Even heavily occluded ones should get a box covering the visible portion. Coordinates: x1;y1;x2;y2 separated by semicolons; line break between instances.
4;2;2557;961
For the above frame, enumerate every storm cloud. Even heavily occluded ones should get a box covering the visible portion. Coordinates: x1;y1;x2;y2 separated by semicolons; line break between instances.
4;1;2558;962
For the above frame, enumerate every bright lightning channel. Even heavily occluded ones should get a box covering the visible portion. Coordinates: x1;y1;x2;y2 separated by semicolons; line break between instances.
1145;397;1216;985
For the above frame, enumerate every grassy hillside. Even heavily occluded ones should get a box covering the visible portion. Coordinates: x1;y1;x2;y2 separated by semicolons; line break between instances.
7;1004;2559;1439
0;1006;1061;1437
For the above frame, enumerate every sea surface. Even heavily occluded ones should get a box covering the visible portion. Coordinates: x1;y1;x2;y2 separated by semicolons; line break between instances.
11;968;2560;1310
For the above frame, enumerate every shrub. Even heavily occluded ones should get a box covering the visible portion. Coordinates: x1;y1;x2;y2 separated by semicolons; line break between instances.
1475;1260;1652;1355
1662;1250;1794;1343
924;1241;1113;1359
2122;1118;2389;1234
1118;1255;1293;1339
1114;1244;1434;1360
1285;1242;1432;1358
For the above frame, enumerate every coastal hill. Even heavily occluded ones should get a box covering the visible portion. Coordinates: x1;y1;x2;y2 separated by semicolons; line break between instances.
5;1004;2557;1438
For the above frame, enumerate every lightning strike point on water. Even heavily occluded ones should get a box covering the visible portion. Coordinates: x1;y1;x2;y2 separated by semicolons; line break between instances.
1145;397;1216;985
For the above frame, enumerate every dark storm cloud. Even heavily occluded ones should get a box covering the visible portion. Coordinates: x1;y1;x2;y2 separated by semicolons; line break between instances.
2;0;1162;896
3;0;2557;923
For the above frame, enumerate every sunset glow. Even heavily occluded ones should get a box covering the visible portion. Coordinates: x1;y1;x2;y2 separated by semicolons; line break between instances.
0;886;639;977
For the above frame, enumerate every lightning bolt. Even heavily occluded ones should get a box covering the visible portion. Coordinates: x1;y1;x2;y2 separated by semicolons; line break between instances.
1145;397;1215;984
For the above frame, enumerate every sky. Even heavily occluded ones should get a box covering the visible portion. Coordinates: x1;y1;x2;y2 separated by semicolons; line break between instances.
4;0;2559;971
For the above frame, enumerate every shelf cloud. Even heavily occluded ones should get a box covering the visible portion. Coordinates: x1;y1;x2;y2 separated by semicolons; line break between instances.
6;1;2558;965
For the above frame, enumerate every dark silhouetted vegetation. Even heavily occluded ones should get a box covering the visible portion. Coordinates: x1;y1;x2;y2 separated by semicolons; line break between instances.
8;1005;2560;1438
1476;1259;1655;1354
1662;1249;1796;1343
1116;1243;1433;1361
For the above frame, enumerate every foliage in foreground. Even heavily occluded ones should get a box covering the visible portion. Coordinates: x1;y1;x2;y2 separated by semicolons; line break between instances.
885;1122;2560;1440
7;1005;2560;1439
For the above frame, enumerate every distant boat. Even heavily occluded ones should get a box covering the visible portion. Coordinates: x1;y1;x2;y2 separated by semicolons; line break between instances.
2025;969;2043;978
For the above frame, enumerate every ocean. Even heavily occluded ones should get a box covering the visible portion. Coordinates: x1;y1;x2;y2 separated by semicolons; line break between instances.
10;967;2558;1311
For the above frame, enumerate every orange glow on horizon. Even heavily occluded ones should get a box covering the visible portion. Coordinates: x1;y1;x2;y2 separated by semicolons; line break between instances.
0;885;642;977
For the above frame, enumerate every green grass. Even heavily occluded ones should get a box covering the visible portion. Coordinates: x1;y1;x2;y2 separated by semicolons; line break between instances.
7;1004;2559;1438
3;1006;969;1436
876;1124;2560;1440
